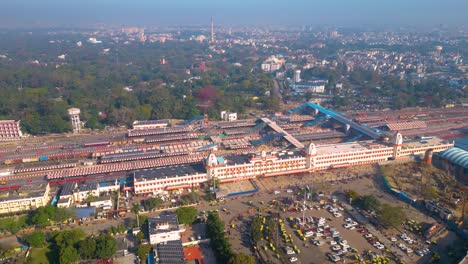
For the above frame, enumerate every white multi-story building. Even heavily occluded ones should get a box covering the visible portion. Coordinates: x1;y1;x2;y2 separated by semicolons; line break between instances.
132;133;453;195
148;212;186;245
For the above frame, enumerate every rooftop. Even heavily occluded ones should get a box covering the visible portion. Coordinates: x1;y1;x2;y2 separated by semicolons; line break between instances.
438;147;468;168
0;183;48;202
134;164;206;182
156;240;185;264
148;212;180;235
315;141;383;155
402;137;450;149
133;119;170;126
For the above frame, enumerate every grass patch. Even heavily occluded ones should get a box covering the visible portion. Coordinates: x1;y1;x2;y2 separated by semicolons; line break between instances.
26;247;50;264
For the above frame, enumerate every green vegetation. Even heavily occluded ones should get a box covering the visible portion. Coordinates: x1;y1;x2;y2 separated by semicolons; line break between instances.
30;205;74;227
26;247;50;264
78;237;96;260
25;231;47;248
250;215;263;243
0;38;277;134
28;228;118;263
175;206;198;225
142;197;164;211
95;234;117;259
180;191;201;205
377;203;407;227
0;206;74;234
206;211;233;262
108;224;127;235
0;215;29;234
136;244;152;264
228;253;255;264
360;195;381;212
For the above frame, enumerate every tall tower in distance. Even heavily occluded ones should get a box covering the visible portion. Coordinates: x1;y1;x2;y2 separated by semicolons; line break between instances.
68;108;81;133
210;16;215;43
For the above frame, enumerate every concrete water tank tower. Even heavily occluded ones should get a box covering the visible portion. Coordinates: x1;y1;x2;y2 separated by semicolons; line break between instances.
68;108;81;133
294;69;301;83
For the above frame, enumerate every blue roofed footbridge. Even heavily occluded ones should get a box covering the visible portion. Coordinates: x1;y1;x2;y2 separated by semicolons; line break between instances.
289;102;390;140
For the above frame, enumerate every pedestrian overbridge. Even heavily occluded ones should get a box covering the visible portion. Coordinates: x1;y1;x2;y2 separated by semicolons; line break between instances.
289;102;389;140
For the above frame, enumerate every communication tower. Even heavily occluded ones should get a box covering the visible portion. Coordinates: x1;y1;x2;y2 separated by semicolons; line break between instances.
210;17;215;43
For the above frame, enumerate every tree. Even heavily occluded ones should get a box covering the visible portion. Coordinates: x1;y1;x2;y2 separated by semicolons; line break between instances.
78;237;96;259
346;190;360;203
95;234;117;259
136;231;145;245
132;203;141;214
360;195;381;211
54;228;85;248
175;206;198;225
250;216;263;243
228;253;255;264
59;246;80;264
143;197;163;211
377;203;407;227
136;244;152;264
53;207;74;223
25;231;46;248
207;212;233;262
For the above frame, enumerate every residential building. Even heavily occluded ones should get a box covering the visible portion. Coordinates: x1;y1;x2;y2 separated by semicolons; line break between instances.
148;212;186;245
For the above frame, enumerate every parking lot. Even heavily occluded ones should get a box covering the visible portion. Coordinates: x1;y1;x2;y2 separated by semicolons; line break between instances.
201;171;463;264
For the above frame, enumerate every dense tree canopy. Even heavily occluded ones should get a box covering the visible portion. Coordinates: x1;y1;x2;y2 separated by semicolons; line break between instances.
175;206;198;225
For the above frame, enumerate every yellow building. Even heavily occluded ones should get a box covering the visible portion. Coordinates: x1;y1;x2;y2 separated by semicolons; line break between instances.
0;183;50;214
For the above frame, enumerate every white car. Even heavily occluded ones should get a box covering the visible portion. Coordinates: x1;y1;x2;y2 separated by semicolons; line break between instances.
348;226;356;230
406;248;413;253
329;241;337;245
344;217;353;223
339;240;348;246
373;242;384;250
343;223;353;229
350;221;358;226
289;257;298;262
286;189;293;193
397;243;407;250
331;245;341;251
390;237;397;242
333;213;342;218
364;233;373;238
327;253;341;262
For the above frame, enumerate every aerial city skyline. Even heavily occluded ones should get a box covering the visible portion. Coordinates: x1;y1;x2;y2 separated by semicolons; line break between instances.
0;1;466;264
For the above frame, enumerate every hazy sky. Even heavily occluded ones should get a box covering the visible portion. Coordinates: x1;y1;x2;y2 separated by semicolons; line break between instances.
1;0;467;28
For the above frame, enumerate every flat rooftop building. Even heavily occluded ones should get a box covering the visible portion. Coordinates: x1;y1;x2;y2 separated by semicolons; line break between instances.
148;212;185;245
0;183;50;214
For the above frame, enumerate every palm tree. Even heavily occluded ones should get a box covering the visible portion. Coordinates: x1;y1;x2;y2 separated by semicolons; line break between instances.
132;203;141;227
